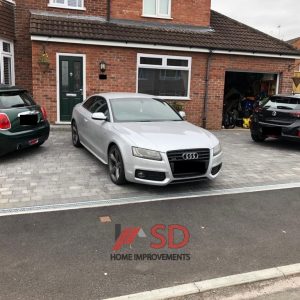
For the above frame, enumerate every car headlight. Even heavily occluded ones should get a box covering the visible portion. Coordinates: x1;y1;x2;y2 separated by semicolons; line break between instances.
132;147;162;161
213;143;222;156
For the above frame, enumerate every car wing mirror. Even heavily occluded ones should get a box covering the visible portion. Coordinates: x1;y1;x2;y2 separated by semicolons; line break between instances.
92;112;107;121
179;111;186;119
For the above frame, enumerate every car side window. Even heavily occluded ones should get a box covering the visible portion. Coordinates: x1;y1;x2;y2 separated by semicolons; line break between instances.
83;96;97;111
90;97;110;120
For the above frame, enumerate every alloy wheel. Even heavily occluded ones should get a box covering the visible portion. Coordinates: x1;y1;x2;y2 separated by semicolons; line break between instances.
108;146;126;185
72;122;81;147
109;149;121;181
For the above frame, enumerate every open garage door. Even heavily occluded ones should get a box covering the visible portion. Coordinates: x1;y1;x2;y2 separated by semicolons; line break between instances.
222;71;278;129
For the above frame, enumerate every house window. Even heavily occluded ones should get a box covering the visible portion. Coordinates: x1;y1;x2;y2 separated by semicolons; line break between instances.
143;0;171;18
0;40;14;85
48;0;85;10
137;54;191;99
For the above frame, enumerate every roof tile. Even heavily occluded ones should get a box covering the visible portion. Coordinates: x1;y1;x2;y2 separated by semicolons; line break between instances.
30;10;300;56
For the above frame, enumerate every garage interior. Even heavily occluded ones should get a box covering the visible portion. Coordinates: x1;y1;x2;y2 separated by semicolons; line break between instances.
222;71;278;128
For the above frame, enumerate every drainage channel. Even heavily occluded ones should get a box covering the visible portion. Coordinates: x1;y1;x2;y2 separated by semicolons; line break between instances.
0;182;300;217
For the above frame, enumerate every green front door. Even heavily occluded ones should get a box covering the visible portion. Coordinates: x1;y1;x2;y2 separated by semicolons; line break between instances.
59;56;84;122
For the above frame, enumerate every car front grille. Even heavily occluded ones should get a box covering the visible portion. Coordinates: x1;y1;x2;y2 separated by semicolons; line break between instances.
167;149;210;178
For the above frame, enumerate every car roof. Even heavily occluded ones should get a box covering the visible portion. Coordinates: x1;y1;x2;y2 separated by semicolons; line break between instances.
90;92;156;100
0;85;27;93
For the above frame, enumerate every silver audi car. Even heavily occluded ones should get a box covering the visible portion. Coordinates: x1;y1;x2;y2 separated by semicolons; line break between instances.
71;93;223;186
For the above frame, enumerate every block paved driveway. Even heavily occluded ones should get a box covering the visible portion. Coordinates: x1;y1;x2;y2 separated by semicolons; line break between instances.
0;128;300;209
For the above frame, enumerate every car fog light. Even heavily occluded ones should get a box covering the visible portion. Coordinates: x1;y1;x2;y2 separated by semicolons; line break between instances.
211;163;222;175
137;171;146;179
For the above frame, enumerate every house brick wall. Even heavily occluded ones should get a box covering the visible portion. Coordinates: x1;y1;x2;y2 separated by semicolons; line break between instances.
293;39;300;48
14;0;107;92
290;38;300;71
0;0;15;41
110;0;211;27
289;39;300;92
31;41;293;130
205;55;294;129
290;39;300;50
14;0;211;93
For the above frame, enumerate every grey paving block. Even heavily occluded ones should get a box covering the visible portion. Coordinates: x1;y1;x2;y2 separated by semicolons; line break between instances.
0;129;299;209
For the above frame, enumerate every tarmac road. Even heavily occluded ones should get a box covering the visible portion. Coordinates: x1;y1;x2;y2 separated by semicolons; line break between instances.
0;188;299;299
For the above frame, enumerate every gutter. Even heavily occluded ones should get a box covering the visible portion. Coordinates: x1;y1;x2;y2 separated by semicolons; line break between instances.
30;36;300;60
203;51;212;129
107;0;111;22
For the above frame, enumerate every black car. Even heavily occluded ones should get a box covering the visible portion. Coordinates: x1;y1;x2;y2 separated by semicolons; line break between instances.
0;85;50;156
250;94;300;142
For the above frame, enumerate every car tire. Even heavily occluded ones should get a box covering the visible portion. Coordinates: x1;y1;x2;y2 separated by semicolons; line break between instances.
224;124;235;129
72;121;82;147
108;145;126;185
251;133;266;143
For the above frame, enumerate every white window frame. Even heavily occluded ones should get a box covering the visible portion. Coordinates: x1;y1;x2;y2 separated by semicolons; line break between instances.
48;0;86;11
0;39;15;86
137;53;192;100
142;0;172;19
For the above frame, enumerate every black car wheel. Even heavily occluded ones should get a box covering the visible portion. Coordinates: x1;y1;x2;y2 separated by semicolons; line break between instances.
251;133;266;143
72;121;81;147
108;145;126;185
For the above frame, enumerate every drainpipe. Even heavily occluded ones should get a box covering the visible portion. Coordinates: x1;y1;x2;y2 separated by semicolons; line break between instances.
107;0;111;22
202;50;212;129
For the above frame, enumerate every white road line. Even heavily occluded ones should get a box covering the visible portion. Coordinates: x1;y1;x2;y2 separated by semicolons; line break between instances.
103;263;300;300
0;182;300;217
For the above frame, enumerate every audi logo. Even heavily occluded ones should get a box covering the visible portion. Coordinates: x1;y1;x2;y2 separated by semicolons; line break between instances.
182;152;199;160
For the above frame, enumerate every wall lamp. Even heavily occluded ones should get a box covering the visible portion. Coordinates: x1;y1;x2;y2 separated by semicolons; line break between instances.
100;61;107;73
99;61;107;80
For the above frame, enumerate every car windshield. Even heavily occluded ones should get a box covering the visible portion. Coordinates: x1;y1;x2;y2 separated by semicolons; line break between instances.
109;97;182;122
0;91;35;109
265;96;300;110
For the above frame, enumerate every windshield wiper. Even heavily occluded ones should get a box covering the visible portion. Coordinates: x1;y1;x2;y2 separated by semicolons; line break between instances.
11;104;26;108
277;106;293;110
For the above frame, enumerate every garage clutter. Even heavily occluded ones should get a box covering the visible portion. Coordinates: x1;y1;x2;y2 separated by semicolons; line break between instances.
222;72;277;129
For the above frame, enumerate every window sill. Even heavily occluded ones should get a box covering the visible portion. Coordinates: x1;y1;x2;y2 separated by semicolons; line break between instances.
55;121;71;125
47;4;86;11
142;14;173;20
155;96;191;101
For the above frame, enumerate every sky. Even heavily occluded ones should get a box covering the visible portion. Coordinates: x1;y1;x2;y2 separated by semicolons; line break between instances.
211;0;300;41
